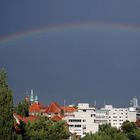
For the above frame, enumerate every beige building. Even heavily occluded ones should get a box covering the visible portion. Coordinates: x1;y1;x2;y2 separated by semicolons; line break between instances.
64;103;137;138
64;103;98;138
102;105;136;129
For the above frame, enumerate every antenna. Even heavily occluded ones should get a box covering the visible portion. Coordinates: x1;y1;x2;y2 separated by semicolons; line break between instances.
104;100;106;107
64;99;66;116
94;100;96;107
25;90;28;95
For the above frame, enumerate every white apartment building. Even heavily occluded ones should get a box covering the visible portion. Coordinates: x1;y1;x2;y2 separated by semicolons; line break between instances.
95;109;109;125
64;103;98;138
101;105;136;129
64;104;137;137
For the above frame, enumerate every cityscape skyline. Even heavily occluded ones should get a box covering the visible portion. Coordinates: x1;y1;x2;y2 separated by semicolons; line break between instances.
22;89;139;108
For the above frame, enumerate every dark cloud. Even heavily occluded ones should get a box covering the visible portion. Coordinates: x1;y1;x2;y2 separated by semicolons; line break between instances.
0;1;140;106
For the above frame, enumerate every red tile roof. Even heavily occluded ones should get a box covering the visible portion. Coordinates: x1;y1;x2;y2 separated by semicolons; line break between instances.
23;116;37;123
51;115;62;121
61;106;77;113
45;102;62;114
29;102;44;113
13;113;37;124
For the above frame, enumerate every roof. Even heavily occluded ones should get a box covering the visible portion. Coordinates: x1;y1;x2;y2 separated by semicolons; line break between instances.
61;106;77;113
13;113;37;124
23;116;37;123
29;102;44;113
45;102;62;114
51;115;62;121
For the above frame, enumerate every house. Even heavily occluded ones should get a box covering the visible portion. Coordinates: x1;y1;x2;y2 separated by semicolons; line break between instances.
13;113;38;124
29;102;45;116
44;102;62;117
61;106;77;117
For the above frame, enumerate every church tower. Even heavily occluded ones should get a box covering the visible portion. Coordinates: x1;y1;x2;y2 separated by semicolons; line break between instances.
35;95;38;103
30;89;34;104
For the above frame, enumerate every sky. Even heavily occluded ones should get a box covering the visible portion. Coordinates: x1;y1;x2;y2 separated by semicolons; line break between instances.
0;1;140;107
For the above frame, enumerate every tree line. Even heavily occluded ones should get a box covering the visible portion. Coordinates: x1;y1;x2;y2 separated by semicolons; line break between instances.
81;121;140;140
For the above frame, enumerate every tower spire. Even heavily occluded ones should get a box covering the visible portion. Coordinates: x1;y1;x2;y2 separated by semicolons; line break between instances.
30;89;34;104
35;95;38;103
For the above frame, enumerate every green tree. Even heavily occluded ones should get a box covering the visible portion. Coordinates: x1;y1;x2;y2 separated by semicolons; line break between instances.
81;132;111;140
81;124;128;140
22;116;70;140
0;70;15;139
133;129;140;140
121;121;137;134
47;120;70;140
15;99;29;117
121;121;140;140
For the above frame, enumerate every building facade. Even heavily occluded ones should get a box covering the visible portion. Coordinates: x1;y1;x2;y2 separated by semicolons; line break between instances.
95;109;109;125
64;103;137;137
101;105;136;129
64;103;98;138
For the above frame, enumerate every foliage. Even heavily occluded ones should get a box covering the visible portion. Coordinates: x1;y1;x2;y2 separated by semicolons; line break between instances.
21;116;70;140
82;122;140;140
0;70;16;139
15;99;29;117
121;121;137;134
81;124;128;140
121;121;140;140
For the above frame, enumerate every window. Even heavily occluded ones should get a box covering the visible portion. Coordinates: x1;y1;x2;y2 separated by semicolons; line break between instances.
113;120;117;121
91;114;95;117
83;132;87;135
75;125;81;127
69;119;81;122
69;125;74;127
83;126;86;129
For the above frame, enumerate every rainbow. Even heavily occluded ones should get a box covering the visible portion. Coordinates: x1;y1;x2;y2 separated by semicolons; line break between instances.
0;22;140;45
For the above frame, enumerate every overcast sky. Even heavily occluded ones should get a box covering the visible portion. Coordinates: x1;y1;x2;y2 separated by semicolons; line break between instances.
0;1;140;107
